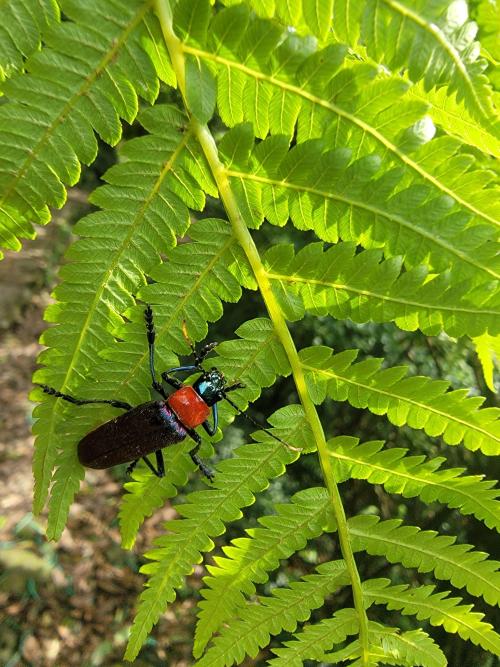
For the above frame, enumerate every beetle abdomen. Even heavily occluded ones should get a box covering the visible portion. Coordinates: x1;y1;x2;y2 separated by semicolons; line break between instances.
78;401;187;469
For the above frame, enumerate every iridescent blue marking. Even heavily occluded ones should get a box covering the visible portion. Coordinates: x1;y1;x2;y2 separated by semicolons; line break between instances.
196;380;209;395
159;402;188;437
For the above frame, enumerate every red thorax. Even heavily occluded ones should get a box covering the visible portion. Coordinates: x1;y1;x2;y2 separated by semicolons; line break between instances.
167;385;210;429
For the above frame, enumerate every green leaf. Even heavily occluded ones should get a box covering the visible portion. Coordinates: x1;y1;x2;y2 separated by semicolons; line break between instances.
364;578;500;655
185;54;217;123
302;0;334;43
194;486;332;656
359;0;498;131
350;516;500;607
235;132;499;287
328;436;500;533
265;242;500;337
300;345;500;455
174;0;211;46
0;0;59;81
268;608;359;666
321;624;447;667
197;561;350;666
0;0;160;258
474;333;499;393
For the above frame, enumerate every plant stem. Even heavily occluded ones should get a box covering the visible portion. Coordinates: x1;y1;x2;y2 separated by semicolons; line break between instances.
154;0;370;660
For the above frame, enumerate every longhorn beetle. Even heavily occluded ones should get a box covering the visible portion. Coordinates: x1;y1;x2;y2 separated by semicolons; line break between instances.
37;306;291;481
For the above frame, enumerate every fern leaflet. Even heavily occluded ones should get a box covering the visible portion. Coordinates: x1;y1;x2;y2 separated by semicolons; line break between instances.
364;578;500;654
328;436;500;532
350;515;500;606
0;0;59;81
300;345;500;454
0;0;170;258
196;561;350;666
264;241;499;337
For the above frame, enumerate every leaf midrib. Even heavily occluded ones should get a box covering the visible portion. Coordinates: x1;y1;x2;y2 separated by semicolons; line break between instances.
267;270;500;320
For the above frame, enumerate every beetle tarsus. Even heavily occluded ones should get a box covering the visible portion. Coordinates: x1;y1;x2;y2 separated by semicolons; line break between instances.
127;459;139;475
191;452;214;482
194;341;218;367
161;371;183;390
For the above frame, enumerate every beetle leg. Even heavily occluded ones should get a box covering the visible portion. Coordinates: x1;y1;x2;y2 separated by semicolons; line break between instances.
126;459;139;475
144;306;166;397
193;341;218;367
201;403;218;436
141;454;165;478
224;381;246;393
161;370;184;390
186;428;215;482
160;365;200;391
37;384;132;411
155;450;165;477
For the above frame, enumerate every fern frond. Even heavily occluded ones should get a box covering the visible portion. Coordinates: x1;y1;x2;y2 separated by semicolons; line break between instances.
300;345;500;455
196;561;350;667
332;624;446;667
0;0;59;81
241;0;498;136
371;626;446;667
408;82;500;158
356;0;498;130
182;3;499;237
267;608;359;666
364;578;500;655
349;516;500;606
265;242;499;336
0;0;166;258
19;2;500;663
328;436;500;532
194;486;332;656
225;131;499;286
31;105;214;535
125;409;304;661
322;623;447;667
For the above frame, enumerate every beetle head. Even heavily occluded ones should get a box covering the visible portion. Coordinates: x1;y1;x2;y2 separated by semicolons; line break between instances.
193;367;226;406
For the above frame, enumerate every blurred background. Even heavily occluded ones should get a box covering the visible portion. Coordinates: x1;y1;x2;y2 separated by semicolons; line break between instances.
1;133;498;666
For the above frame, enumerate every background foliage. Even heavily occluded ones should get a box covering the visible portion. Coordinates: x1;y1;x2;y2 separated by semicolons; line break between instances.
0;0;499;665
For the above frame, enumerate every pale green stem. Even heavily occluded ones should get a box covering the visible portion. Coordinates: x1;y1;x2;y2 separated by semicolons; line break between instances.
154;0;370;660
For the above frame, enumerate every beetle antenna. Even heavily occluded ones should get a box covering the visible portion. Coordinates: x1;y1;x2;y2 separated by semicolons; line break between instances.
222;394;302;452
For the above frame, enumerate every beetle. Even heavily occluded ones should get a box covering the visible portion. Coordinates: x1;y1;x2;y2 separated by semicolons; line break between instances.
37;306;286;481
